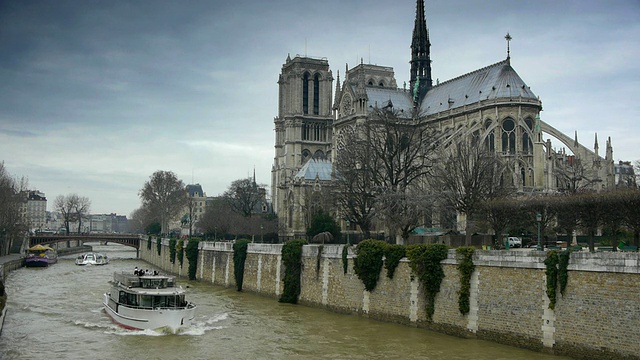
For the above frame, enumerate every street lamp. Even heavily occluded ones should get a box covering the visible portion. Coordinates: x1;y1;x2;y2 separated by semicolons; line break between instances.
536;213;542;251
260;225;264;243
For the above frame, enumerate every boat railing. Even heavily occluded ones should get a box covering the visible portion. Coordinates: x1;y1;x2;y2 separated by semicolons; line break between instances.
116;302;194;311
113;272;176;288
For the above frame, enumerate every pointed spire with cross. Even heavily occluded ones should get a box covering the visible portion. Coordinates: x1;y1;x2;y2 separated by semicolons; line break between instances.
505;32;512;64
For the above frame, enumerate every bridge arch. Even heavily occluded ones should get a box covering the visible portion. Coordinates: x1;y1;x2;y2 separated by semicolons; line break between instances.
29;234;142;256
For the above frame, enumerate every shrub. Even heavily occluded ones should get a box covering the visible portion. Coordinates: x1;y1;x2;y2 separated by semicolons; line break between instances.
232;239;251;291
455;247;475;315
353;239;386;292
384;244;406;279
342;244;350;274
176;240;184;267
558;249;572;295
186;238;200;280
544;251;559;309
279;239;307;304
169;238;177;264
406;243;449;321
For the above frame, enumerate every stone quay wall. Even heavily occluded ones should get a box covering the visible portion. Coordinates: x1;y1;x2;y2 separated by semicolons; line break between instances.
140;238;640;360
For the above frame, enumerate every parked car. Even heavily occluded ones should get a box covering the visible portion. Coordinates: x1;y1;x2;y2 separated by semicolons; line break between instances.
504;237;522;248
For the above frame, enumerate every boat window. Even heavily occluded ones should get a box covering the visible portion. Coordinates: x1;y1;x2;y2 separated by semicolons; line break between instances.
119;291;127;304
141;278;166;289
140;295;153;308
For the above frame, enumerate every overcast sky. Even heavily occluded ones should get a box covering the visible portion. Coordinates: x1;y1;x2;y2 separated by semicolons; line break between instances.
1;0;639;217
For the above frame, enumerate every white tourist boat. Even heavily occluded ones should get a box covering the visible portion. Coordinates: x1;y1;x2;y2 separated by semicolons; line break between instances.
103;271;196;333
75;252;109;265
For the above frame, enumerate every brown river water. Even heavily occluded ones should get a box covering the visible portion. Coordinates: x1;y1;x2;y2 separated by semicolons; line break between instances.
0;243;572;360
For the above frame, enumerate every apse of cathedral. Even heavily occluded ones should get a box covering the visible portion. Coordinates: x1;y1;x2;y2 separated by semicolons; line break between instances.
271;0;616;238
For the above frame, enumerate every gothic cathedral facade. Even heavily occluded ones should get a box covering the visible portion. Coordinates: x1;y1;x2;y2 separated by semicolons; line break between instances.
272;0;615;239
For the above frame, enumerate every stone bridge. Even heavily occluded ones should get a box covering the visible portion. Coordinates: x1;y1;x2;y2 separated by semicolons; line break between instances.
29;233;142;256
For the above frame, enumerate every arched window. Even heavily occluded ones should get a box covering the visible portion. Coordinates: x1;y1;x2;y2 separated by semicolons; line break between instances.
525;117;533;130
522;132;532;154
501;118;516;154
302;149;311;164
313;150;325;159
485;130;495;152
313;74;320;115
303;73;309;114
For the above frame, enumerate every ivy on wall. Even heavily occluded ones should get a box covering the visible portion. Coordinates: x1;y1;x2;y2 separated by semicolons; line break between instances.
0;279;6;315
455;247;475;315
558;249;572;295
342;244;350;275
176;240;184;267
147;237;152;250
384;244;406;279
279;239;307;304
406;243;449;321
157;236;162;256
316;245;324;279
545;248;573;309
544;251;559;309
353;239;386;292
232;239;251;291
186;238;200;280
169;238;177;264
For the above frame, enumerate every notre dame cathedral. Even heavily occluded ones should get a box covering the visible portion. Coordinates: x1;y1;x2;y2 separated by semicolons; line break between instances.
271;0;616;239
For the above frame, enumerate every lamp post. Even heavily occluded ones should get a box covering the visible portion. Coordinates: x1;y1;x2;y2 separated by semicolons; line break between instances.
536;213;542;251
260;225;264;243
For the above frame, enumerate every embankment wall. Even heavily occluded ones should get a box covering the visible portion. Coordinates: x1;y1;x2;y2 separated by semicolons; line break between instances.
140;238;640;360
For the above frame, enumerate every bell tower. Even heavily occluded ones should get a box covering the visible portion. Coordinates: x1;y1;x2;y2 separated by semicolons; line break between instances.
272;55;333;223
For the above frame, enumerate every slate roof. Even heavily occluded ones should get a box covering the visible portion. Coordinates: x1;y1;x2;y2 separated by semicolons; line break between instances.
186;184;204;197
359;59;537;117
294;159;332;181
420;59;538;116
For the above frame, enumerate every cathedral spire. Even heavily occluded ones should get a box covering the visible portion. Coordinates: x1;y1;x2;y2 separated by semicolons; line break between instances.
505;33;512;65
410;0;432;106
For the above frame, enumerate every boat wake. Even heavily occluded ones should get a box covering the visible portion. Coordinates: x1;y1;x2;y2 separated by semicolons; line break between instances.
78;312;231;336
178;312;229;336
108;313;228;336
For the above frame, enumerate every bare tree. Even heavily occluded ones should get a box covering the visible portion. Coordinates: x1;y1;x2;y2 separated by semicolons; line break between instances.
0;162;28;255
139;170;187;234
223;177;265;218
334;106;437;243
54;194;77;234
430;139;508;245
128;207;154;234
334;124;377;238
74;195;91;233
482;197;521;248
555;157;598;193
575;191;605;252
197;197;235;239
619;188;640;247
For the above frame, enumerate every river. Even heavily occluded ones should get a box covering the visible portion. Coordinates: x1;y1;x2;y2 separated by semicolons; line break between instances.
0;243;571;360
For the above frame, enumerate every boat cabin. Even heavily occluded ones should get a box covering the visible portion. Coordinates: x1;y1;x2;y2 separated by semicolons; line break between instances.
111;272;187;309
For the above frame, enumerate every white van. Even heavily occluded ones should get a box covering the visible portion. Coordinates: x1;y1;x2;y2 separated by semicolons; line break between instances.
504;237;522;248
